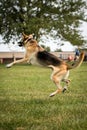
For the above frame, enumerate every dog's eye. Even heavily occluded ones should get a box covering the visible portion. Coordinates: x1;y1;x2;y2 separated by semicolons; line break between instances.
29;40;35;44
27;38;33;42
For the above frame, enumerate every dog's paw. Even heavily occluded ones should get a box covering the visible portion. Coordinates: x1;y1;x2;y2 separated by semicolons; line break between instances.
6;64;12;68
62;86;67;93
49;93;55;97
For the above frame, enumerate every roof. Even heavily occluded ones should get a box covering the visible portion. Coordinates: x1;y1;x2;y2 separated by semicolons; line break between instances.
0;52;24;58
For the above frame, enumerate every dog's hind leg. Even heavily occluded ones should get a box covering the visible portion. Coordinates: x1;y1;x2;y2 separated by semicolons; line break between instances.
50;69;67;97
62;79;71;93
49;82;62;97
62;70;71;93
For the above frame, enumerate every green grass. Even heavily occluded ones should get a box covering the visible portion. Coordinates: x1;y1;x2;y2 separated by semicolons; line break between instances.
0;63;87;130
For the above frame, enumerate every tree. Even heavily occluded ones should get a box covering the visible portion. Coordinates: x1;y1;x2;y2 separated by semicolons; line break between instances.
54;48;62;52
0;0;87;46
41;44;51;52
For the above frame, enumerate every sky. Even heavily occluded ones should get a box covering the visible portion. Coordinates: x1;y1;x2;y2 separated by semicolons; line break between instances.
39;21;87;51
39;33;75;51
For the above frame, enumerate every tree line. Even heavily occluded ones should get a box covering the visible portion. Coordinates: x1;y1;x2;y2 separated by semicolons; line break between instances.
0;0;87;46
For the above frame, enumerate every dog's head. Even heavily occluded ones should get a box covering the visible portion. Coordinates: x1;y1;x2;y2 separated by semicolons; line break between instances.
18;33;35;47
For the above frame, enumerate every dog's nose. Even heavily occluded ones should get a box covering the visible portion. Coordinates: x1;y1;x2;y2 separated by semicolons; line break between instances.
18;41;23;47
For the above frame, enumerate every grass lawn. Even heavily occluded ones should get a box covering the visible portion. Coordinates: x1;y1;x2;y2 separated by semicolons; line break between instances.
0;62;87;130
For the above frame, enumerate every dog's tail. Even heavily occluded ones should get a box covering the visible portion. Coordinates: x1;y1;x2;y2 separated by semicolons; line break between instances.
67;52;85;70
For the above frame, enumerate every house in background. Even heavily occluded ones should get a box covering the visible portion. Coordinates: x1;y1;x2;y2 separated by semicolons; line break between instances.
0;43;25;64
51;52;75;60
0;52;75;64
0;43;76;64
0;52;24;64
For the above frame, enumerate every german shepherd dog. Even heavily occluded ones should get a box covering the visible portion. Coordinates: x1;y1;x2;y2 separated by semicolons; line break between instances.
6;33;84;97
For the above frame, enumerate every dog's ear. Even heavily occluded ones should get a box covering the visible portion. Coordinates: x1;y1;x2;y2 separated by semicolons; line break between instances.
32;33;36;39
22;32;28;39
32;33;35;37
22;32;26;36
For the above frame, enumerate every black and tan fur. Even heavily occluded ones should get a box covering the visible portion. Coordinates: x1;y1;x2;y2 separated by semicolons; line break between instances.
6;33;84;97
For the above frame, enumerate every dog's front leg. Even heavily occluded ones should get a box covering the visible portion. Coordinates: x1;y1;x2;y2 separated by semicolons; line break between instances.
6;58;28;68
